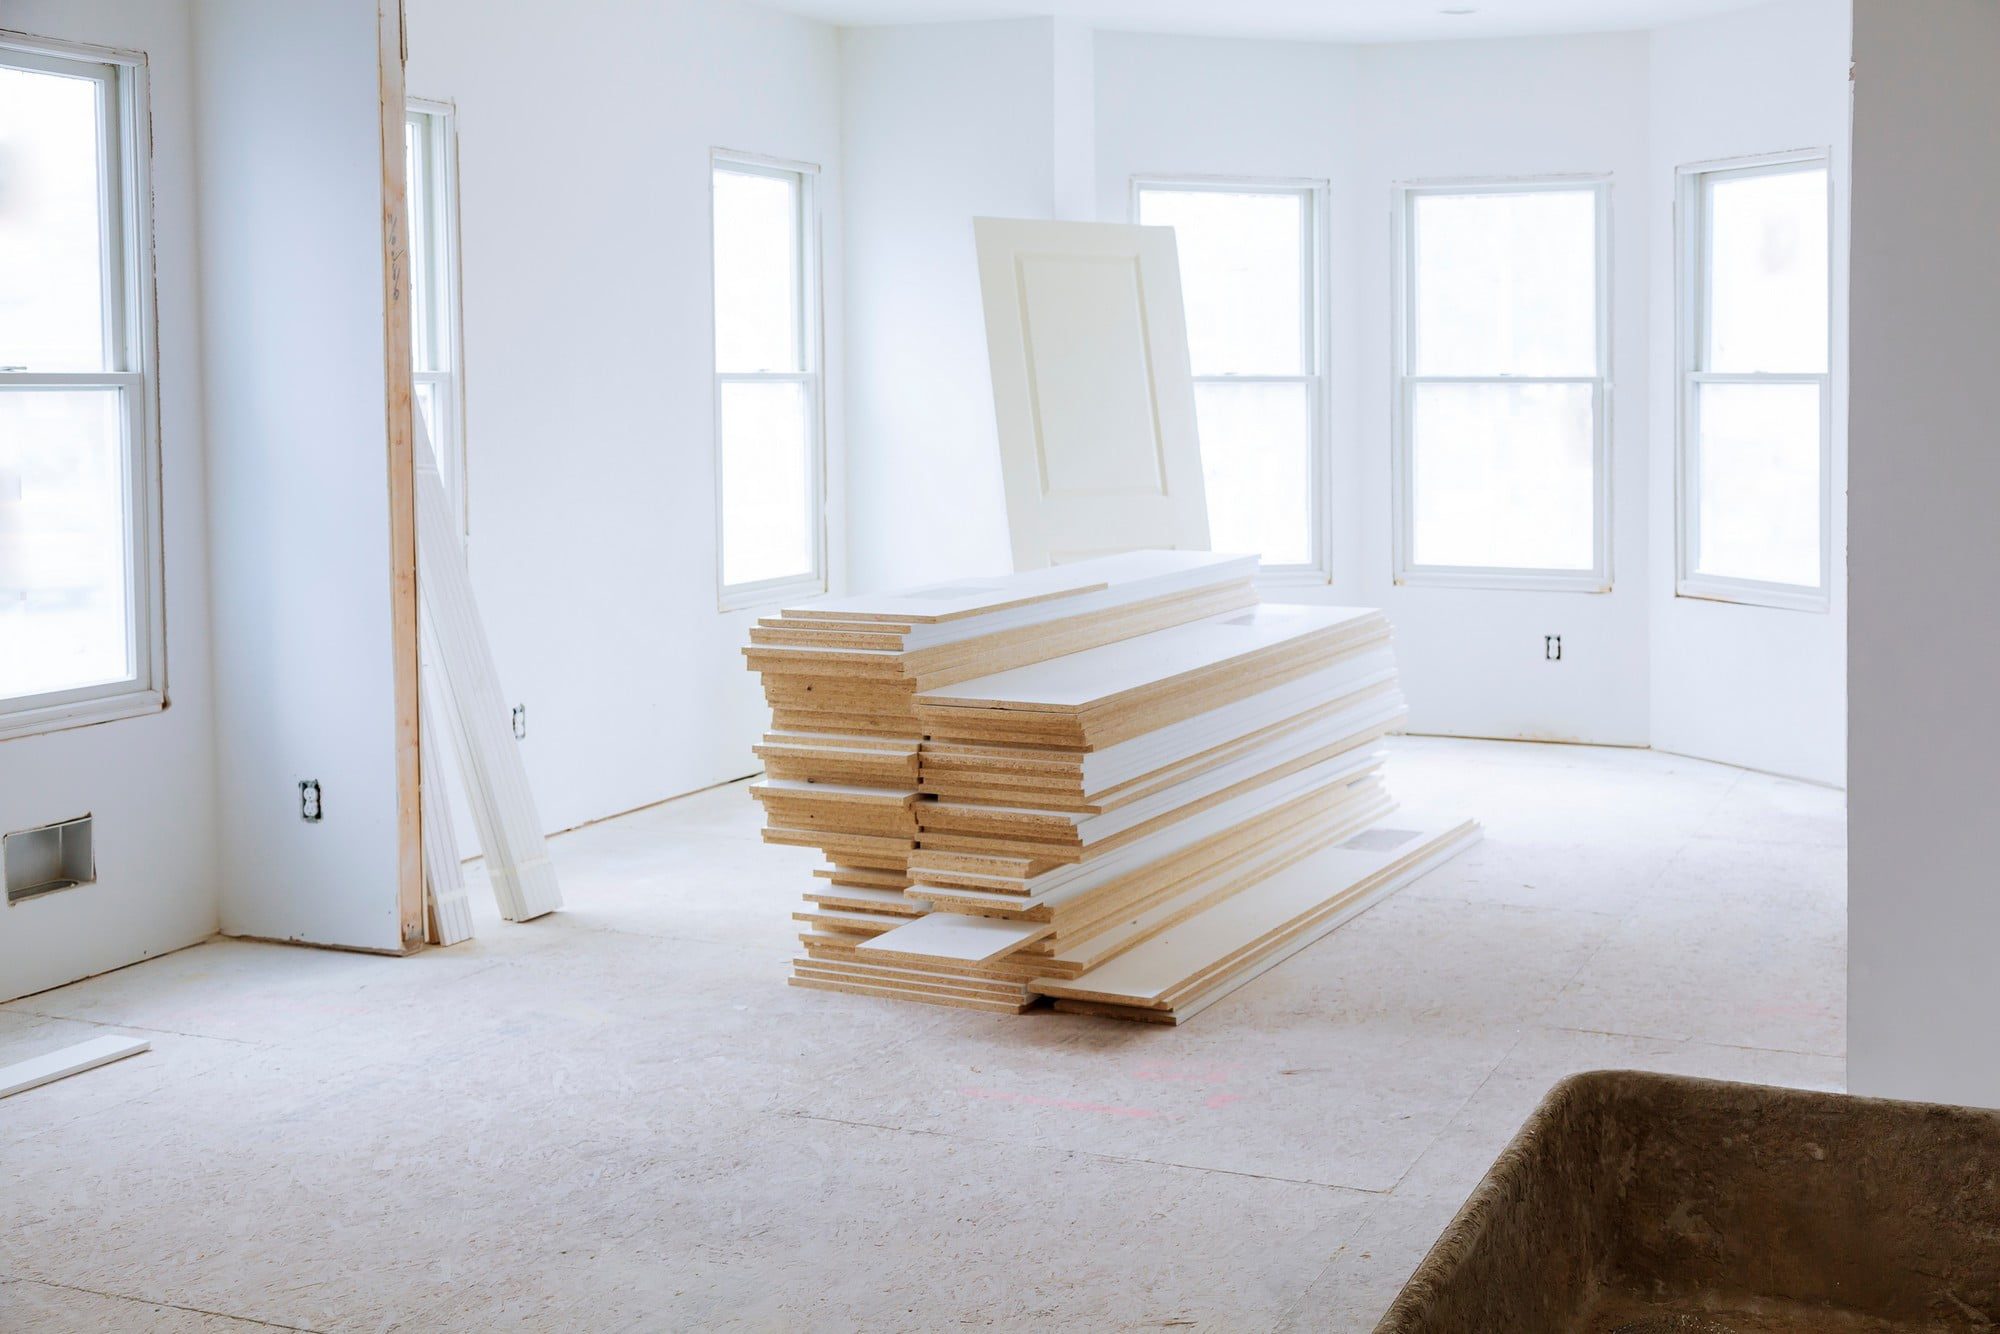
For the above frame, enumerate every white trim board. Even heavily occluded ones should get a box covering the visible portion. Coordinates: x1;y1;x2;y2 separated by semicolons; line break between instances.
858;912;1054;966
1033;817;1482;1009
1;1035;150;1100
916;604;1384;714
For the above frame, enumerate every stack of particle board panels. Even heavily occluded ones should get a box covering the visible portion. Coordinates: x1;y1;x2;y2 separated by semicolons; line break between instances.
744;553;1479;1023
743;552;1260;967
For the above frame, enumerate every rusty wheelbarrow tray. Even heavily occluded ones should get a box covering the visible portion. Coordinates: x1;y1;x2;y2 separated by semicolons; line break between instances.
1378;1069;2000;1332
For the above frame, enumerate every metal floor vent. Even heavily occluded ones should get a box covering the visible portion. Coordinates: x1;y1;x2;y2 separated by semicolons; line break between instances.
4;815;95;904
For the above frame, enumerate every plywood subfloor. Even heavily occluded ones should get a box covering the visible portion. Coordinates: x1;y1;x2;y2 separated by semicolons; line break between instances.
0;738;1847;1332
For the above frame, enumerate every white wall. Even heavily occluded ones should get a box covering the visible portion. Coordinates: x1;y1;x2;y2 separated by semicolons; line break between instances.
1647;0;1850;786
1846;0;2000;1106
841;17;1073;592
0;0;221;1000
196;0;408;952
1352;33;1655;746
404;0;844;836
1090;29;1654;745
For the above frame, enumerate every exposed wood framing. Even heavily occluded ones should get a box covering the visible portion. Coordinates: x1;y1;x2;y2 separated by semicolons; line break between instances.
378;0;425;951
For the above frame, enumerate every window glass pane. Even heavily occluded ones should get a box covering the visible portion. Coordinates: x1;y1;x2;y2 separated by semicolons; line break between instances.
1705;165;1828;373
1411;381;1595;570
0;63;110;371
0;389;132;700
1193;381;1312;566
404;115;438;373
1413;189;1597;376
719;380;812;586
713;168;800;374
1693;381;1821;587
1139;187;1305;376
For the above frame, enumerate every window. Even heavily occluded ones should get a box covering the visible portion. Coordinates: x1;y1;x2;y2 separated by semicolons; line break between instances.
1394;180;1610;589
405;100;466;535
1136;178;1325;579
1677;154;1830;609
712;153;823;608
0;37;163;739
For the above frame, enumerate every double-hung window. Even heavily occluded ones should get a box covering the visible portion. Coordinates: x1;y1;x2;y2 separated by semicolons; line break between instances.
1135;177;1326;579
711;153;823;609
0;37;163;739
1394;180;1611;589
405;99;467;536
1677;154;1830;609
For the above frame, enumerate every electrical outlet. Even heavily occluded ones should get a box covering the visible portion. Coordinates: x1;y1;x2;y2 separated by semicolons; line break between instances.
512;704;527;740
1544;635;1563;662
299;779;323;822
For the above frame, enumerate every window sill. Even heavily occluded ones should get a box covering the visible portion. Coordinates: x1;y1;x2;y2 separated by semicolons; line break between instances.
719;574;827;614
0;687;166;744
1395;567;1611;594
1676;576;1829;613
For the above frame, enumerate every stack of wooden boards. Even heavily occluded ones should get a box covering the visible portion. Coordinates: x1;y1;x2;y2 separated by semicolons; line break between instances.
742;551;1477;1024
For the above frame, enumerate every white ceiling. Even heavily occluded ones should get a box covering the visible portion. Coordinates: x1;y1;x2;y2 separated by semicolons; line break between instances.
762;0;1770;43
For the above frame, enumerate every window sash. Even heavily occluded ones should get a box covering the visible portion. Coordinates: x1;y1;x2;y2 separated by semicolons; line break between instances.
0;36;163;737
712;153;824;608
1393;178;1612;590
1675;152;1832;610
1131;175;1331;582
405;101;467;537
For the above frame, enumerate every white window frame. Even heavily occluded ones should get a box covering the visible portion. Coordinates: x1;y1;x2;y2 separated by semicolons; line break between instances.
405;97;469;541
710;150;825;613
1675;149;1833;613
1130;173;1333;585
0;32;165;742
1391;176;1614;593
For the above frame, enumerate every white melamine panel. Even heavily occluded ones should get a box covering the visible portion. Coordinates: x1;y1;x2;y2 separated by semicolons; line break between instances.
917;603;1380;712
975;217;1209;567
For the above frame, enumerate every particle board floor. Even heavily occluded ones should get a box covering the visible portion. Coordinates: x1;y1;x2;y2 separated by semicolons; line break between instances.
0;738;1847;1333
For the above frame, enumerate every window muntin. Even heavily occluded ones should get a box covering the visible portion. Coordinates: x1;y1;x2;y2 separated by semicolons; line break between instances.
1678;156;1830;608
405;101;465;534
1136;179;1324;576
1396;180;1610;588
0;40;162;735
712;155;822;605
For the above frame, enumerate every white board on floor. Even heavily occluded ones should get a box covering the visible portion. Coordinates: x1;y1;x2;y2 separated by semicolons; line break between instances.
857;912;1054;964
0;1035;150;1099
974;218;1209;569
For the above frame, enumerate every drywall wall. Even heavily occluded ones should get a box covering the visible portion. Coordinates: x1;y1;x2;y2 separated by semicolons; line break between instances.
196;0;409;952
1089;30;1655;744
1847;0;2000;1106
0;0;221;1001
841;18;1071;591
1352;34;1654;746
404;0;844;836
1647;0;1850;786
1092;31;1364;586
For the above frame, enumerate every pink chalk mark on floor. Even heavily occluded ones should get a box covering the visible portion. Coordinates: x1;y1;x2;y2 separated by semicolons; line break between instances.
959;1086;1161;1119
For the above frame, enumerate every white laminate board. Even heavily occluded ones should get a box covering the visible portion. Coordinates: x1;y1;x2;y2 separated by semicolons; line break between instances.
857;911;1054;964
0;1035;151;1099
1032;819;1479;1005
915;604;1385;714
914;759;1388;906
1080;649;1399;791
782;550;1249;625
749;779;918;803
1136;827;1485;1024
418;672;474;946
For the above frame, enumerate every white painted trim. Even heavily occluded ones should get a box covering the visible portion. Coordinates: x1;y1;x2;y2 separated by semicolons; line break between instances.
1673;150;1834;612
710;150;827;611
1130;174;1334;584
0;37;167;740
1390;176;1614;593
0;1035;150;1100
